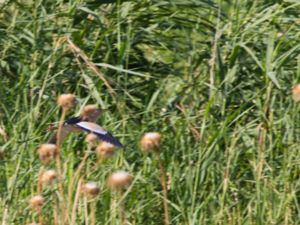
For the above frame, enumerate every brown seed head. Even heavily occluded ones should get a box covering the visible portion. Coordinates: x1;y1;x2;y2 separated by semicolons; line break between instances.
82;182;100;197
57;94;76;110
38;144;57;163
140;132;161;152
107;171;133;190
30;195;44;209
96;142;115;159
85;133;99;147
41;170;57;184
81;105;102;122
292;84;300;102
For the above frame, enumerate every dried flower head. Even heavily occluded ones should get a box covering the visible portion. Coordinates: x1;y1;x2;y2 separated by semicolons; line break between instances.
81;105;102;122
30;195;44;209
57;94;76;110
38;144;57;163
140;132;161;152
82;182;100;197
107;171;133;190
292;84;300;102
27;223;39;225
96;142;115;159
85;133;99;147
40;170;57;184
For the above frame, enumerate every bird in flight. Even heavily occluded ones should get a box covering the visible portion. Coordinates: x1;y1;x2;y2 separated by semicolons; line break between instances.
49;105;123;148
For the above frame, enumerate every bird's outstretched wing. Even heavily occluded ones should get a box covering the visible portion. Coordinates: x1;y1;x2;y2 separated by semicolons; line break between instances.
75;121;123;148
48;117;82;144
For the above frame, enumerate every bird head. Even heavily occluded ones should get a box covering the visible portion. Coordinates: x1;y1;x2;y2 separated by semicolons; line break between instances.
80;105;108;122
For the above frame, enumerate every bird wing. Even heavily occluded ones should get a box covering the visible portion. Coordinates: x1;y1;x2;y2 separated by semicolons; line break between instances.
64;116;82;125
48;124;77;144
75;121;123;148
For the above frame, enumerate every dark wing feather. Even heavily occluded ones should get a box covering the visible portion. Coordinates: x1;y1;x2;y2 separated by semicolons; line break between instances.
64;116;82;125
95;132;123;148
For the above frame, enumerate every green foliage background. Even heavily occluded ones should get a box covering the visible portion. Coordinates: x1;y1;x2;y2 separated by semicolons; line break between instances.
0;0;300;224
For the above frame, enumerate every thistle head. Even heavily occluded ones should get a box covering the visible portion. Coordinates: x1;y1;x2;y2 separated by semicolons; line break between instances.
96;142;115;159
107;171;133;190
40;170;57;185
57;94;76;110
38;144;57;164
29;195;44;209
82;182;100;197
140;132;161;152
85;133;99;148
81;105;106;122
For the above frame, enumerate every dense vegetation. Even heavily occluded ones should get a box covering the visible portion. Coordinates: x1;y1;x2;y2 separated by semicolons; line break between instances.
0;0;300;224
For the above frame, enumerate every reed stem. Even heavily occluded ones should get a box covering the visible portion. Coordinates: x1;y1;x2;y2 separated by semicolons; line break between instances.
71;178;83;225
90;201;96;225
155;152;170;225
56;108;67;223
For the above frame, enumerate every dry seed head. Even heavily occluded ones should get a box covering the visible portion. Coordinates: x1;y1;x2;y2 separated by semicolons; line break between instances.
107;171;133;189
85;133;99;147
27;223;39;225
57;94;76;110
292;84;300;102
140;132;161;152
81;104;101;122
30;195;44;209
41;170;57;184
96;142;115;159
81;104;98;116
38;144;57;163
82;182;100;197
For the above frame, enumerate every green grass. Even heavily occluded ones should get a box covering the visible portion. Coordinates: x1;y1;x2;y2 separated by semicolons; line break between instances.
1;0;300;224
